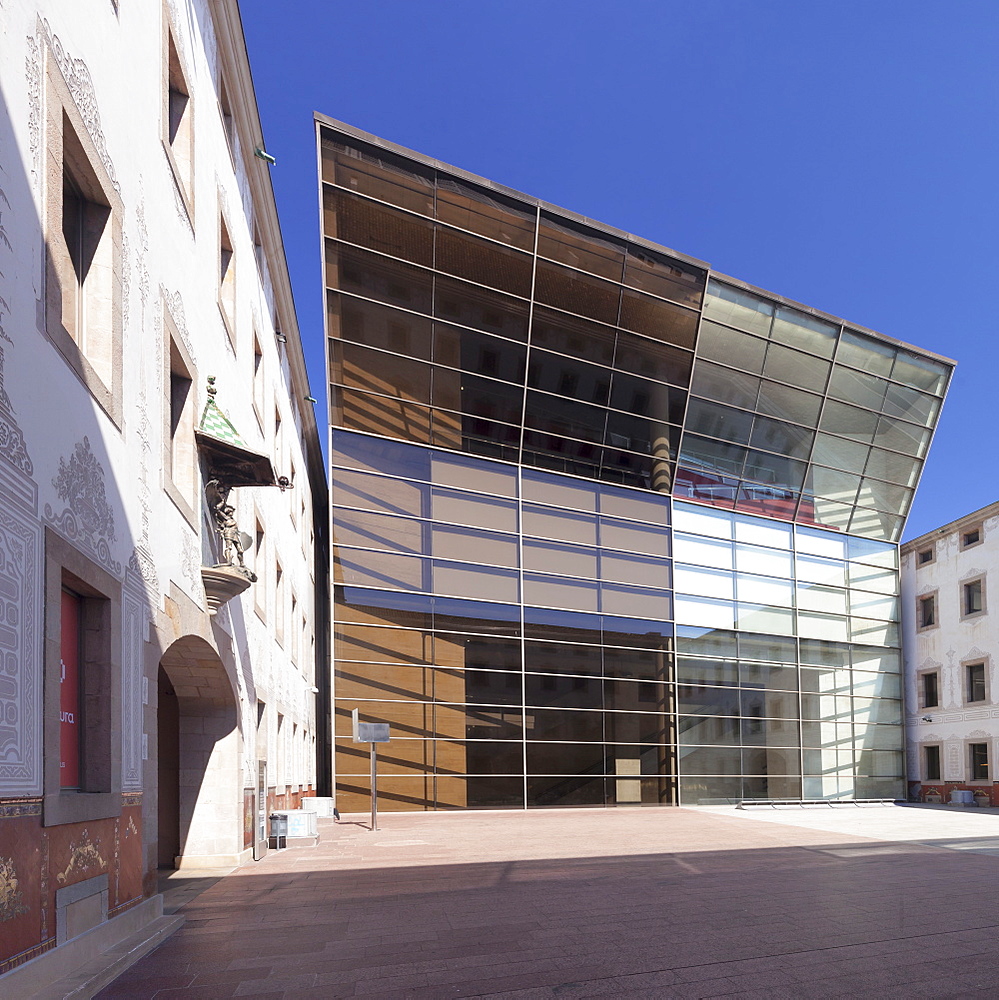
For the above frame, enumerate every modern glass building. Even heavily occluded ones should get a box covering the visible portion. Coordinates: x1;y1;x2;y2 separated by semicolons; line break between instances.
317;114;954;811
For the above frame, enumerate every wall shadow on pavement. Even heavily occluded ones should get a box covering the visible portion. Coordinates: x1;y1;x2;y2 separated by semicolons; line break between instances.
94;831;999;999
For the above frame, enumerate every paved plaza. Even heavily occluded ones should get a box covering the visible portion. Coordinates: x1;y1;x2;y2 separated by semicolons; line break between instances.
94;804;999;999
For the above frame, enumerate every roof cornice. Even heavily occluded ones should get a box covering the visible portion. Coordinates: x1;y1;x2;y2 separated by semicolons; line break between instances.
212;0;326;497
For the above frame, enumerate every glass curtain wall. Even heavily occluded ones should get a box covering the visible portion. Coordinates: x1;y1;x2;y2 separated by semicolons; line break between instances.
332;430;675;811
319;119;952;811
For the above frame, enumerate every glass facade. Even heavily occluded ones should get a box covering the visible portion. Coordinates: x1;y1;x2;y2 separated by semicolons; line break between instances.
318;117;953;811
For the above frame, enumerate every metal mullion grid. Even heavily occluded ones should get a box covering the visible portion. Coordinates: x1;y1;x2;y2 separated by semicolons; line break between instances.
671;501;806;801
666;497;682;805
332;287;532;355
900;349;954;519
530;342;690;418
535;295;699;363
330;352;526;434
332;540;518;578
535;250;703;323
791;316;848;531
325;178;537;261
524;382;685;475
670;271;714;512
690;290;842;529
522;530;670;567
801;327;933;542
328;234;533;322
586;245;626;490
517;204;541;808
334;437;682;534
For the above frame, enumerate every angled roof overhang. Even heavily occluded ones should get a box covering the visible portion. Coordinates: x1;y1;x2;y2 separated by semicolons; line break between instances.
196;429;276;488
197;377;276;488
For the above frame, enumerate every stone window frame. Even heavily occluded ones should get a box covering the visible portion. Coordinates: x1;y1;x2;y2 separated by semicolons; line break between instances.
916;545;935;567
963;657;989;706
968;739;990;783
162;8;195;223
960;525;984;550
43;46;124;428
274;556;285;648
43;529;122;826
253;510;266;622
252;330;266;432
162;307;199;529
218;201;237;348
922;743;942;782
961;574;986;621
918;668;940;710
216;67;236;167
916;590;938;632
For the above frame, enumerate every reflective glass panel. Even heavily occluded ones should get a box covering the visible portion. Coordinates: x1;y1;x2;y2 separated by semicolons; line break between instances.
535;260;620;325
703;281;773;336
837;331;894;377
436;177;535;250
696;320;767;374
329;243;433;314
891;350;949;395
619;288;699;349
771;306;837;358
624;248;705;307
763;342;830;393
615;331;694;387
434;275;530;341
538;213;626;281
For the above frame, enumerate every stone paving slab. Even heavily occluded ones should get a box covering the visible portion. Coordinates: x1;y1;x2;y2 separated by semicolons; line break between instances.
96;806;999;998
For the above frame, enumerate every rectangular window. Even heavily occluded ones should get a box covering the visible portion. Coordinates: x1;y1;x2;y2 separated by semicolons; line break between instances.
46;102;121;422
165;326;197;517
275;559;284;645
962;527;982;549
254;223;265;279
61;151;112;373
60;588;83;789
218;72;235;158
921;671;939;709
918;594;936;629
220;214;236;342
254;518;265;620
971;742;989;781
917;547;934;565
964;579;984;616
967;662;986;704
924;744;941;782
253;334;265;427
165;27;194;211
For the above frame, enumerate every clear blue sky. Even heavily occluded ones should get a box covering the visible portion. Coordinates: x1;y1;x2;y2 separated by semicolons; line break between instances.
240;0;999;542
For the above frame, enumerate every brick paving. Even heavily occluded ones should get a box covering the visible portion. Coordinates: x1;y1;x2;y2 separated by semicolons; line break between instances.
95;806;999;998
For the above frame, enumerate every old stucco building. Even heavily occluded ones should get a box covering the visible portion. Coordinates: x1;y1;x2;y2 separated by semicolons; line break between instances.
902;503;999;806
0;0;327;991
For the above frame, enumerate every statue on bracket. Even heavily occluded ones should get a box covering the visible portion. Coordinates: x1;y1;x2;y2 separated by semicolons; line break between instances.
196;376;293;612
206;479;255;581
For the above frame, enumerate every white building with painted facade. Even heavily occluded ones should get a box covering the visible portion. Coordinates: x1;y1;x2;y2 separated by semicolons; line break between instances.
0;0;326;990
902;502;999;806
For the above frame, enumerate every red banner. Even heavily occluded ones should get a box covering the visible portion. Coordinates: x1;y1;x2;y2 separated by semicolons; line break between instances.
60;589;81;788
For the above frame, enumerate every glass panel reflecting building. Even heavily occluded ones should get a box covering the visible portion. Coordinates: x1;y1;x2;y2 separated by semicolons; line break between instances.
317;114;954;811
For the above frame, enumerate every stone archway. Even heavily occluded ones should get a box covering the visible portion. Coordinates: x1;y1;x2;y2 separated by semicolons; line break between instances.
158;635;241;868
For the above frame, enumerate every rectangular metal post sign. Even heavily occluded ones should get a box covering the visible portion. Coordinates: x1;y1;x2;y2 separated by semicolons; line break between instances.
351;710;389;829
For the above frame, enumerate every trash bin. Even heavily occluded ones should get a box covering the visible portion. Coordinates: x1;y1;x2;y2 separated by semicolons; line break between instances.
269;812;288;847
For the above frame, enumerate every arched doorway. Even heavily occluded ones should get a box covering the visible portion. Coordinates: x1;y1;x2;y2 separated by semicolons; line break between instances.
157;635;240;868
